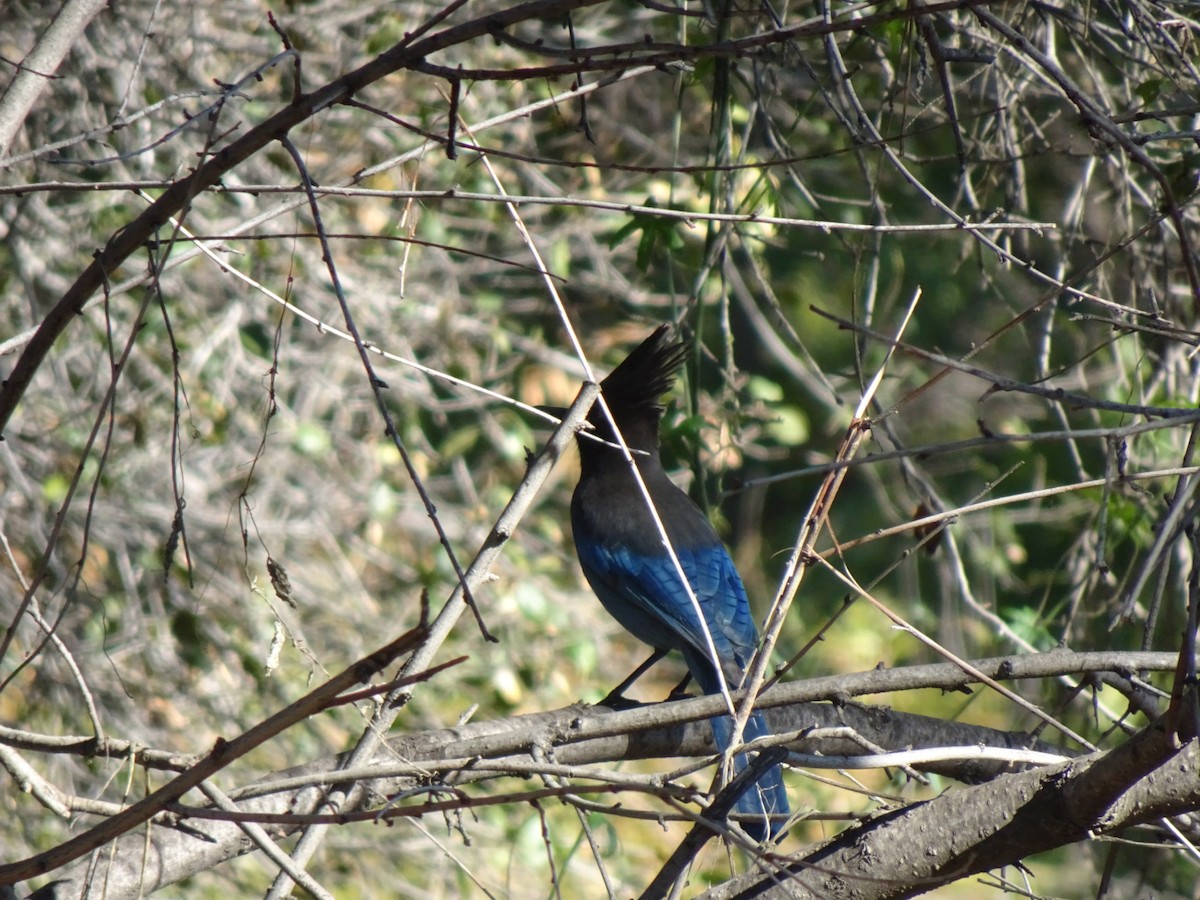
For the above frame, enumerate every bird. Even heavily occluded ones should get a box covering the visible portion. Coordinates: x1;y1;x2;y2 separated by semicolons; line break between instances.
558;324;789;841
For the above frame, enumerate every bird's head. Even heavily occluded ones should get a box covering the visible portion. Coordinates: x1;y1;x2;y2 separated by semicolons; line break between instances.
541;325;689;460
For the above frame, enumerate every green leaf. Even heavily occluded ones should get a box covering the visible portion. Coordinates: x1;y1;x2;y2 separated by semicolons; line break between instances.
292;421;331;457
1003;606;1055;651
239;321;273;358
606;197;685;272
1135;78;1164;105
171;609;209;668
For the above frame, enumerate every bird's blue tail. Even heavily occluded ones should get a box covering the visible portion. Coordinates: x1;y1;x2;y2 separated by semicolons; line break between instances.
709;710;789;841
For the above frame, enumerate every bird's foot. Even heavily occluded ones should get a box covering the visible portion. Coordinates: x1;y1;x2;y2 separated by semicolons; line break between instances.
596;690;642;711
664;673;694;703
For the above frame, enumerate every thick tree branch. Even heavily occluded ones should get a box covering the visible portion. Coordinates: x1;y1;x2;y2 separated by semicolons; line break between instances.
700;732;1199;899
18;651;1181;898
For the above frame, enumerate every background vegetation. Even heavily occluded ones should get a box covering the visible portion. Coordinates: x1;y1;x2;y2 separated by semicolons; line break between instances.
1;0;1199;897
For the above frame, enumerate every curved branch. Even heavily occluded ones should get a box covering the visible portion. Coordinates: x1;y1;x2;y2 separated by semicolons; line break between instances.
0;0;609;438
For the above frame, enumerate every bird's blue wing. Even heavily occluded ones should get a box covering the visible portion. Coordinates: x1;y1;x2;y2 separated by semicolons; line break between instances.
569;467;791;839
574;535;760;671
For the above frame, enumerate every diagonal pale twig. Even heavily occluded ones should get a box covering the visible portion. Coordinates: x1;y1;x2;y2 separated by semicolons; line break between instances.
263;381;601;895
815;558;1096;750
728;289;924;758
0;623;447;884
0;0;109;159
455;108;742;714
197;782;336;900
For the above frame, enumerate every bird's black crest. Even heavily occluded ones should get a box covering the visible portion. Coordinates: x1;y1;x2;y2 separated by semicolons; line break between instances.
599;325;689;417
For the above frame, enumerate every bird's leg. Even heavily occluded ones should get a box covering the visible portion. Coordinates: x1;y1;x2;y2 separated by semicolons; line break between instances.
665;672;693;701
599;647;668;709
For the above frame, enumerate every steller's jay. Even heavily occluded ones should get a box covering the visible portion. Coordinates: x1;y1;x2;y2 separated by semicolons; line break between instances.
559;325;789;841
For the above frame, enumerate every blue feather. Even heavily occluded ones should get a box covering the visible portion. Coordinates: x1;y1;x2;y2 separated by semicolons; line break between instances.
565;326;790;841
